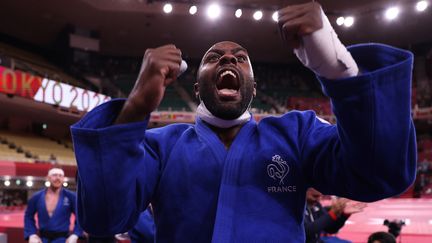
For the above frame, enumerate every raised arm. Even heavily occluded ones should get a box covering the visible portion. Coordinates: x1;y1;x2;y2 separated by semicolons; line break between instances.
72;44;182;236
115;45;183;124
278;2;416;201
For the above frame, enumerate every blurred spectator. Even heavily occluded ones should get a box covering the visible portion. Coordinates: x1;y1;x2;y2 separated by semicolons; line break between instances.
367;231;396;243
304;188;367;243
24;168;83;243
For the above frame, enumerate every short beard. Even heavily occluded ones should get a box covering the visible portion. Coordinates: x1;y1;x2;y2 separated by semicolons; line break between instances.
198;79;254;120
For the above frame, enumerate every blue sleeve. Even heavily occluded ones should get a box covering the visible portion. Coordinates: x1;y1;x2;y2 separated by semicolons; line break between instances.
324;214;349;234
71;99;160;236
304;213;333;239
67;191;84;236
301;44;417;201
24;193;39;239
128;209;155;243
304;206;348;239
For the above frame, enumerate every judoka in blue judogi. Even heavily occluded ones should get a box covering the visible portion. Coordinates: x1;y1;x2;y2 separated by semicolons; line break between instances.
24;168;83;243
71;2;417;242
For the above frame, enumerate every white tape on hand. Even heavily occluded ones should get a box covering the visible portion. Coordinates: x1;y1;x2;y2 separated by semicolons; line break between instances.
178;60;188;77
29;234;42;243
294;10;359;79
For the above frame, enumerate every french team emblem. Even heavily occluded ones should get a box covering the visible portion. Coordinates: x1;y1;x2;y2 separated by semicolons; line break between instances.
267;155;289;185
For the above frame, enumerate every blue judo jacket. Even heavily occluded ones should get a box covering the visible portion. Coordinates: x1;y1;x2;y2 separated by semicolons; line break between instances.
71;44;417;243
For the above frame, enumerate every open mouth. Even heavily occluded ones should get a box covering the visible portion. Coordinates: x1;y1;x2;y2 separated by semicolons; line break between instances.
216;68;240;99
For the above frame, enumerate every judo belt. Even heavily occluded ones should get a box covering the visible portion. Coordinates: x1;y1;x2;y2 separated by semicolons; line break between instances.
39;230;69;242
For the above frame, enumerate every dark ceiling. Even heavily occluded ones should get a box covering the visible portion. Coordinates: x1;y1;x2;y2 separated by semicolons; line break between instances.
0;0;431;63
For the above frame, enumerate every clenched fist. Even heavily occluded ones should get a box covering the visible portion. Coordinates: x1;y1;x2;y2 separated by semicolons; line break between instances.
278;2;323;48
278;2;359;79
115;44;182;124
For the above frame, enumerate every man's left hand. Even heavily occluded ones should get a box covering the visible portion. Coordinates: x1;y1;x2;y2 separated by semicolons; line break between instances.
66;234;79;243
277;2;323;48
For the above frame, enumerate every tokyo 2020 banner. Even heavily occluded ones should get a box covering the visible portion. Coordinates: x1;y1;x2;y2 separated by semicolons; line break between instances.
0;65;110;112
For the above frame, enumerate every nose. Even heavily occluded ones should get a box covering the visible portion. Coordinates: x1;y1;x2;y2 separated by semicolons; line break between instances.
219;53;237;65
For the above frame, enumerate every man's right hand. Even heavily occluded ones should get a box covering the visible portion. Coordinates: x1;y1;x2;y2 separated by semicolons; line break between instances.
115;44;182;124
343;201;367;215
330;197;348;216
29;234;42;243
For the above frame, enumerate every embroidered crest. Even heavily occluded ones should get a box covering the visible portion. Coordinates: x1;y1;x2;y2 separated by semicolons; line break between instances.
63;197;70;206
267;155;289;185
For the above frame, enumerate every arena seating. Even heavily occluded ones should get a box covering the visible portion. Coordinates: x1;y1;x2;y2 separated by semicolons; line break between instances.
0;42;88;89
158;85;191;111
286;96;332;116
0;143;31;163
0;131;76;165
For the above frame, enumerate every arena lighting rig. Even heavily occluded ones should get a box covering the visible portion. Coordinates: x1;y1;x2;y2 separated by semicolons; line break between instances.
155;0;429;28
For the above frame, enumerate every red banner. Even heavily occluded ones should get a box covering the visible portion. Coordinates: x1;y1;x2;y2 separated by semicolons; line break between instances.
0;66;42;98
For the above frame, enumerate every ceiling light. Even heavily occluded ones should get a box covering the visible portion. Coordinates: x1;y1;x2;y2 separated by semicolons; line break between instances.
344;16;354;27
26;180;33;187
253;10;263;21
207;3;221;20
235;9;242;18
385;7;400;20
336;16;345;26
189;5;197;15
4;180;10;187
272;11;279;22
63;182;69;187
45;181;51;187
163;3;173;14
416;1;429;11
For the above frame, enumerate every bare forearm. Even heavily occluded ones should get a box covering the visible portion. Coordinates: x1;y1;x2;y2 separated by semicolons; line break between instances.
114;45;182;125
114;99;151;125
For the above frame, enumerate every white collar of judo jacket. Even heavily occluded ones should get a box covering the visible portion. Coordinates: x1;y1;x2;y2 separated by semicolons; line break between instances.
196;101;251;128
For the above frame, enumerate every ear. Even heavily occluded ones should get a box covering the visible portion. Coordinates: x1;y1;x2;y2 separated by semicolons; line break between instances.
193;82;200;99
253;82;257;97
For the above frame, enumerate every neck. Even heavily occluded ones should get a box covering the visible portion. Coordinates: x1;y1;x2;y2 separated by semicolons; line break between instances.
196;102;251;129
207;122;243;149
196;102;251;149
48;186;61;194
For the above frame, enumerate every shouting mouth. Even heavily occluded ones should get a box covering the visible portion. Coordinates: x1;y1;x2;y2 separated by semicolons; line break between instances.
216;68;240;100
